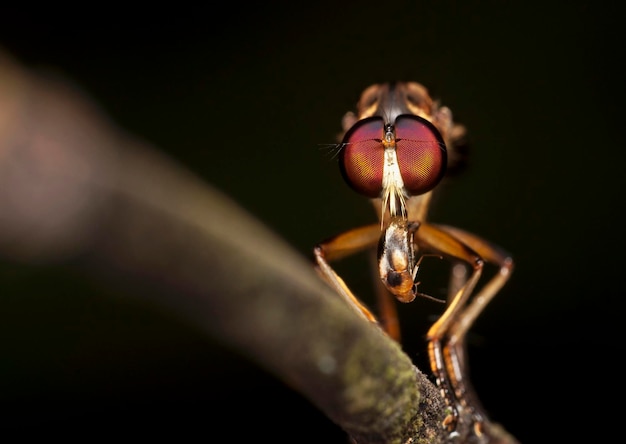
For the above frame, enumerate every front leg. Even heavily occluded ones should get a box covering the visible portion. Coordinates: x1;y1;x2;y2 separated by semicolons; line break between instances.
412;222;485;434
416;222;513;439
435;224;514;437
314;224;382;324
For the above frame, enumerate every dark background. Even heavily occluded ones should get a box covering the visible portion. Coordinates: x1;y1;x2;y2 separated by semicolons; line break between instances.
1;1;623;441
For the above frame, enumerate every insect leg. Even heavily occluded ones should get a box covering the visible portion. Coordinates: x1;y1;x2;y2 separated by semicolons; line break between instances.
435;225;513;433
413;222;484;432
314;224;381;324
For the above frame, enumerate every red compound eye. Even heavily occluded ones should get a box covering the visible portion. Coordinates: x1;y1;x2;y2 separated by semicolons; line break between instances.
339;116;386;197
394;114;447;195
339;115;447;198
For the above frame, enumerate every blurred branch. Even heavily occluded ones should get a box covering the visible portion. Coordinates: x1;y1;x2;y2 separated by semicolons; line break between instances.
0;50;515;444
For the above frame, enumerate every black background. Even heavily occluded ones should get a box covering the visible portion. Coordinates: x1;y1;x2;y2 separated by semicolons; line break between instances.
1;1;624;441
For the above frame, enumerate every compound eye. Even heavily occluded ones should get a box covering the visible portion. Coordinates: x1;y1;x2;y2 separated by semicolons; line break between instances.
339;116;385;197
394;114;447;195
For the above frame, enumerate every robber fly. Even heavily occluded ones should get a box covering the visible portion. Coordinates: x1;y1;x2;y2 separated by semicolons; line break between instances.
314;82;514;442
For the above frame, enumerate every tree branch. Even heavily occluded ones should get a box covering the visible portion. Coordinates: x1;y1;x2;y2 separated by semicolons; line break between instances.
0;50;516;444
